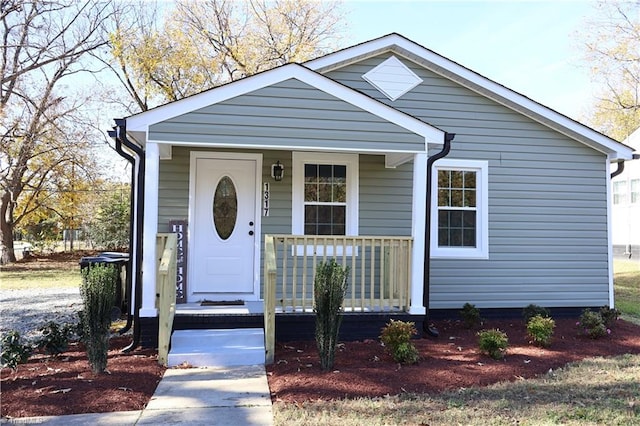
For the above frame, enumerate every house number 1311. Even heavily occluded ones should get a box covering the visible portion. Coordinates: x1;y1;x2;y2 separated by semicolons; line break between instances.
263;182;270;217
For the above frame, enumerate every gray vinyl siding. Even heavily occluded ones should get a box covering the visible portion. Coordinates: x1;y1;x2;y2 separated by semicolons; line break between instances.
327;55;610;309
149;79;424;152
360;155;413;236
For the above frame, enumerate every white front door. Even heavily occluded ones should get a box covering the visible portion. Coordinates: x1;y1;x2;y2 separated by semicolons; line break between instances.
189;154;260;302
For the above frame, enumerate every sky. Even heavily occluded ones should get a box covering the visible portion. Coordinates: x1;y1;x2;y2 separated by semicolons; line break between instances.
342;0;598;121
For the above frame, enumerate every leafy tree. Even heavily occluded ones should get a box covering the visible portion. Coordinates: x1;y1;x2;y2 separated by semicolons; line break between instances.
0;0;121;263
106;0;347;113
87;185;130;250
580;1;640;141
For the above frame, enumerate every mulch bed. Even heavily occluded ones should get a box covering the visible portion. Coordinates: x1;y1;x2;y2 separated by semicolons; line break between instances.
2;318;639;418
266;317;640;402
1;337;166;418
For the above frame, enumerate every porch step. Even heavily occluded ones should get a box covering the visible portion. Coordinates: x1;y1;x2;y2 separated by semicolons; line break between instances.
167;328;265;367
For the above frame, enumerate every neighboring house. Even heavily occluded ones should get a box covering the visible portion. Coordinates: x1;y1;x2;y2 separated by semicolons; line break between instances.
612;128;640;259
110;33;635;349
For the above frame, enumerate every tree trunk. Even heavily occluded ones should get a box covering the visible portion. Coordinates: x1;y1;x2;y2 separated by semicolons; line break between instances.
1;192;17;264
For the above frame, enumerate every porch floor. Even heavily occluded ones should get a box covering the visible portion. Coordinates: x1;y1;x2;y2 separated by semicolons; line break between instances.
175;302;264;315
174;302;408;316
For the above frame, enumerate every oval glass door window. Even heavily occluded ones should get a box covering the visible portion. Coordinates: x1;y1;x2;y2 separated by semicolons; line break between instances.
213;176;237;240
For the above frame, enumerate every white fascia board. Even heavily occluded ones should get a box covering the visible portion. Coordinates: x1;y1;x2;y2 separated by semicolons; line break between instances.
145;138;424;155
126;62;444;147
307;34;633;160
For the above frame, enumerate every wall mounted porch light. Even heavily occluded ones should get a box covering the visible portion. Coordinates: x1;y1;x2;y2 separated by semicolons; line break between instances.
271;161;284;181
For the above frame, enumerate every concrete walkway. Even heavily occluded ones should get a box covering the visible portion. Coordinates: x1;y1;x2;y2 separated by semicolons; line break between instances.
0;365;273;426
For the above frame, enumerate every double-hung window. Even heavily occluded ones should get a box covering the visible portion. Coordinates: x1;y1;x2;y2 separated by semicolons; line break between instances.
292;152;359;236
630;179;639;204
431;159;488;259
613;181;627;205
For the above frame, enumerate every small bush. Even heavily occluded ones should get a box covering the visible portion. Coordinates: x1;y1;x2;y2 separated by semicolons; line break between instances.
478;329;508;360
314;259;349;371
577;309;608;339
599;306;620;328
459;303;482;329
522;304;551;323
380;320;419;364
1;331;32;370
36;321;74;356
81;264;118;373
526;315;555;347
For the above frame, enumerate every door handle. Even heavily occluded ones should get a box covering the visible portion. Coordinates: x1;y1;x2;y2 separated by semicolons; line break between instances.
249;221;254;226
249;230;254;236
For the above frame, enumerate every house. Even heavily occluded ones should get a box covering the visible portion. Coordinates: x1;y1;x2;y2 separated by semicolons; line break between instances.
110;33;635;361
611;128;640;259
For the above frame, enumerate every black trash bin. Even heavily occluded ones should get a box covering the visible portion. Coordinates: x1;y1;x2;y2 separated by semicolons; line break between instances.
79;253;130;315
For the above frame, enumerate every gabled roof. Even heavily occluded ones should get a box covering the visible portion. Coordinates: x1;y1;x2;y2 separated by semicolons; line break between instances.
306;33;635;161
126;62;445;147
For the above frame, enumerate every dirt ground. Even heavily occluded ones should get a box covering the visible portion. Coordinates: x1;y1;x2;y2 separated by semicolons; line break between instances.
2;318;639;418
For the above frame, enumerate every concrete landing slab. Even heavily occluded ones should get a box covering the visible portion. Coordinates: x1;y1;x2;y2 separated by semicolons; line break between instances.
143;365;273;425
137;406;273;426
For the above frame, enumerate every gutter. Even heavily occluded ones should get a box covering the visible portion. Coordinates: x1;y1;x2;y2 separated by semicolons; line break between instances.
422;132;455;338
108;119;145;352
610;160;625;179
110;130;135;335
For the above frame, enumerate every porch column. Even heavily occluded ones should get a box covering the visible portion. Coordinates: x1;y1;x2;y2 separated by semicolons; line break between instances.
140;142;159;317
410;152;427;315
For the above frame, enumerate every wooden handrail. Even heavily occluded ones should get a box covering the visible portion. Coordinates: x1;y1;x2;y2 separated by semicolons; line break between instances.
264;235;277;364
157;233;177;367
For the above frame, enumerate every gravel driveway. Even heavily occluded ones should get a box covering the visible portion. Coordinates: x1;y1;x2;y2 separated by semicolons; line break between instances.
0;287;82;340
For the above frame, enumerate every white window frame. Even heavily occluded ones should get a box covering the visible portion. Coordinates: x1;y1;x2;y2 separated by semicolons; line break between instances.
292;152;359;256
630;179;639;204
613;180;628;205
292;152;359;236
430;158;489;259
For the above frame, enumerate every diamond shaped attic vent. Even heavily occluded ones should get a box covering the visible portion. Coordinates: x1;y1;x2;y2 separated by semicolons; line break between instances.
362;56;423;101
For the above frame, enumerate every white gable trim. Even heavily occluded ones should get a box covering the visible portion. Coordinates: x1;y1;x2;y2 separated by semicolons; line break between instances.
127;63;444;146
306;34;635;161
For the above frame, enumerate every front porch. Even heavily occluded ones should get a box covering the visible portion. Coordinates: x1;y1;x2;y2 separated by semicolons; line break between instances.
155;233;423;365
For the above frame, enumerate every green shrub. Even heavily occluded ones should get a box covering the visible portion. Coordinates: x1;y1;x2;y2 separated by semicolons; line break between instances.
36;321;74;356
380;320;419;364
599;306;620;328
577;309;608;339
459;303;482;329
526;315;555;347
1;331;32;370
478;329;508;360
81;264;117;373
522;304;551;323
313;259;349;371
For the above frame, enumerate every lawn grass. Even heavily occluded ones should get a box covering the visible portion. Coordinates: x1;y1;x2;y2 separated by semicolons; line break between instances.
273;354;640;426
0;269;81;290
614;259;640;322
